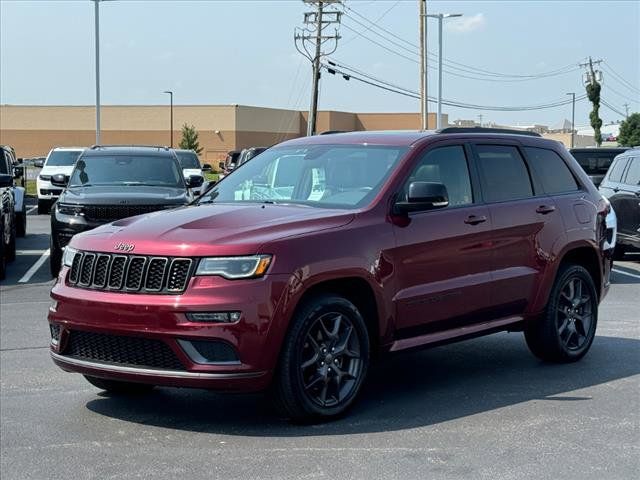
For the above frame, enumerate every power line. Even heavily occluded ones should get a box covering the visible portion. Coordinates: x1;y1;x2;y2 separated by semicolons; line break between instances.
340;0;402;47
603;62;640;94
600;98;627;118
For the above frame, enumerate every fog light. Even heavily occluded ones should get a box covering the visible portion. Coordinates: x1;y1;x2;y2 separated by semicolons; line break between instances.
185;311;241;323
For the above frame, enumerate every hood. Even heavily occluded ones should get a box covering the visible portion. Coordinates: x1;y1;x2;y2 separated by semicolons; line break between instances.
59;185;188;206
40;165;75;176
71;203;354;257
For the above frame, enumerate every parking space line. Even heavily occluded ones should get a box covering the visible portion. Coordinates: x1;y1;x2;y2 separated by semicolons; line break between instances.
18;249;50;284
612;268;640;280
26;206;38;214
17;249;48;255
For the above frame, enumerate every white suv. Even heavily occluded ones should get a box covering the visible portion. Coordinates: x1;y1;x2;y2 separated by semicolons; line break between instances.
37;147;84;213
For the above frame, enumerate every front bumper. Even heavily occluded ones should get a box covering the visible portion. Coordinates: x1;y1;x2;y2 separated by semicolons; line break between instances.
51;210;104;251
37;179;62;200
48;268;293;391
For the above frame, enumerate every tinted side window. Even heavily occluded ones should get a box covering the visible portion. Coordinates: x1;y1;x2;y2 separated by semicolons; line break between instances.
476;145;533;202
607;157;629;183
404;145;473;207
623;157;639;186
524;147;579;194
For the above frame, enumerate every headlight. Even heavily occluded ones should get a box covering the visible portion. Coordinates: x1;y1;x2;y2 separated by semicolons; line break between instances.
39;174;51;181
63;247;78;267
57;203;84;216
195;255;272;279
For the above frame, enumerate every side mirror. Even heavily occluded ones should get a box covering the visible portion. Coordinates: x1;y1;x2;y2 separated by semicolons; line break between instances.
17;158;24;164
13;166;24;179
187;174;204;188
34;159;44;168
202;163;212;172
0;174;12;188
218;161;226;170
51;173;69;188
228;163;236;170
395;182;449;214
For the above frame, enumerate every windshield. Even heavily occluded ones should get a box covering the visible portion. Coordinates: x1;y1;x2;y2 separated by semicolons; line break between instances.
175;151;201;169
68;155;184;188
197;145;407;209
46;150;82;167
571;151;621;175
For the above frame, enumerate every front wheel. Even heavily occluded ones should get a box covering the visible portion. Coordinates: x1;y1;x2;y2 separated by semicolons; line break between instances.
525;264;598;362
37;199;49;215
272;294;370;422
84;375;155;394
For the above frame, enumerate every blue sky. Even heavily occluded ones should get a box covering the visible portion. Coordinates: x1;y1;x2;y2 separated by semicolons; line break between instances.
1;0;638;127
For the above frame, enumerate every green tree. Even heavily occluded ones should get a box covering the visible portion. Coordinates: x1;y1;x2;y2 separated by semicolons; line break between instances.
586;80;603;146
618;113;640;147
178;123;203;155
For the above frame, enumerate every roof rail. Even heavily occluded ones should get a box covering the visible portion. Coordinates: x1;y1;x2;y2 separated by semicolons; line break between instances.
319;130;349;135
90;144;170;150
437;127;542;137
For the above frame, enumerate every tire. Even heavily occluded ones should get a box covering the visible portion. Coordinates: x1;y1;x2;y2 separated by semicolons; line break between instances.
612;245;627;261
271;294;370;422
525;264;598;363
84;375;155;394
16;208;26;238
0;223;5;281
37;199;49;215
49;236;62;278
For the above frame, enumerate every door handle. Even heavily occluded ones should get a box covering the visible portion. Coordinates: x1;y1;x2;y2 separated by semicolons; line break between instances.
536;205;556;214
464;215;487;225
613;188;620;193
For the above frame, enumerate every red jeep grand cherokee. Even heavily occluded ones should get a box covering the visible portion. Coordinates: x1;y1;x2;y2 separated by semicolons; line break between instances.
49;129;612;421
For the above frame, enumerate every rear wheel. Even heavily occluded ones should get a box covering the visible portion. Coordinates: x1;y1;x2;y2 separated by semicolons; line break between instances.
272;294;370;422
525;264;598;362
37;199;49;215
16;204;26;237
84;375;155;394
0;223;5;281
49;236;62;278
612;245;627;261
6;214;16;262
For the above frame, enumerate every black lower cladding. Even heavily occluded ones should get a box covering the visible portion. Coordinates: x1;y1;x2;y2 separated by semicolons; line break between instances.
63;330;185;370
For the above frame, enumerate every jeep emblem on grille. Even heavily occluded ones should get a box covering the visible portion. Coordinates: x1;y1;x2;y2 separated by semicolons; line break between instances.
114;242;135;253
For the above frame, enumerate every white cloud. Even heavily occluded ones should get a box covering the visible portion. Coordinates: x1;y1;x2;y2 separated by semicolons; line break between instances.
445;13;486;34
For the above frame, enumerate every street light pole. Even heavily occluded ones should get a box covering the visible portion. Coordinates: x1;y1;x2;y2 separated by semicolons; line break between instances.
427;13;462;129
93;0;101;144
163;91;173;148
566;92;576;148
419;0;427;130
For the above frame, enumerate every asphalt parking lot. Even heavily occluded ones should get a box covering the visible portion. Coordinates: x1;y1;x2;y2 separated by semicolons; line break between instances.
1;208;639;480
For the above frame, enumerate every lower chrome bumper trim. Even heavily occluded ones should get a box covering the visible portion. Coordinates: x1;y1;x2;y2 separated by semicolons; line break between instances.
50;351;264;379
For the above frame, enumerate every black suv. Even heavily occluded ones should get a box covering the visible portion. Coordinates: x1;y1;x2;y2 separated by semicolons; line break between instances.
1;147;23;280
49;146;204;276
598;148;640;258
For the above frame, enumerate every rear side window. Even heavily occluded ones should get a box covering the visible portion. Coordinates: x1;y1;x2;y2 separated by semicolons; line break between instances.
404;145;473;207
607;157;629;183
476;145;533;202
524;147;579;194
623;157;639;186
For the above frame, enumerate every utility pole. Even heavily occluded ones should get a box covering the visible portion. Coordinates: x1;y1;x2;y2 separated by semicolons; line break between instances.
163;91;173;147
566;92;576;148
623;103;630;119
93;0;101;144
579;57;603;85
419;0;427;129
477;114;483;127
295;1;342;136
427;13;462;129
580;56;604;146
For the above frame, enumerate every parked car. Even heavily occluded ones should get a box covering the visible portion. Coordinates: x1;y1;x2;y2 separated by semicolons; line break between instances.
0;147;23;280
49;128;611;422
37;147;85;214
218;150;241;179
49;145;203;277
598;148;640;259
237;146;268;167
1;145;26;237
570;147;630;187
172;149;212;196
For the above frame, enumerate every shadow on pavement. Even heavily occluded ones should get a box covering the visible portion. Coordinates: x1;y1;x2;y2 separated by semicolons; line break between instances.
86;333;640;436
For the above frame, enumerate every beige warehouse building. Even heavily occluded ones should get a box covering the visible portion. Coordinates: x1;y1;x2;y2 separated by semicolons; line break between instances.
0;104;443;164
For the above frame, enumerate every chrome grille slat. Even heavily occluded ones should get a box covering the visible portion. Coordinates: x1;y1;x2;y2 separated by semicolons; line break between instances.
67;251;191;294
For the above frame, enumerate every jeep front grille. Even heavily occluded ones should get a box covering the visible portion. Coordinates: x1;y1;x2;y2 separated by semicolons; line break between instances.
68;251;193;294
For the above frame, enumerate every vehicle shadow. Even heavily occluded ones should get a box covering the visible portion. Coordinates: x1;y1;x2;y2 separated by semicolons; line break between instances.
85;333;640;436
611;263;640;284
